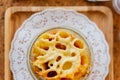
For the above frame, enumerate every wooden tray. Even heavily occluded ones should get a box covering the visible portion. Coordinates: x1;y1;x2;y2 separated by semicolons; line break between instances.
4;6;113;80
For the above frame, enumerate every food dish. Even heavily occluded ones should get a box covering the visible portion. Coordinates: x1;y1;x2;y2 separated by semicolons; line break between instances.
9;8;110;80
30;29;91;80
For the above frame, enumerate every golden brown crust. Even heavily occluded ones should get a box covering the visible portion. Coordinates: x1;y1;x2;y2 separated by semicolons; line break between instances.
30;29;91;80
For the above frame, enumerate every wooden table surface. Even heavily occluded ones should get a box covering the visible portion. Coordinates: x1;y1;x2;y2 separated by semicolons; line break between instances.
0;0;120;80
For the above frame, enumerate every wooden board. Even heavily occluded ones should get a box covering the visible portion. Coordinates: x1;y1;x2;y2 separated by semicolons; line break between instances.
4;6;113;80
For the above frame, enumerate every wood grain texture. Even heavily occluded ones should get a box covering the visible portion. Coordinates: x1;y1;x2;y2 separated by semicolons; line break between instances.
4;6;113;80
0;0;120;80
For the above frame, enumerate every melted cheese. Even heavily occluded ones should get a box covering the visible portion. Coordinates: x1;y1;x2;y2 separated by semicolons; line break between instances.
30;29;91;80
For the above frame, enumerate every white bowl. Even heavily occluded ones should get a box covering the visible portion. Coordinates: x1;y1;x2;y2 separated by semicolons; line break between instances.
27;27;94;80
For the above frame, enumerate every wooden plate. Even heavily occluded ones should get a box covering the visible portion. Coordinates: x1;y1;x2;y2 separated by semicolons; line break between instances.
4;6;113;80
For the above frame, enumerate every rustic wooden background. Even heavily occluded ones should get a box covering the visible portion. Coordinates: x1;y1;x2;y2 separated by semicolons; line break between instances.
0;0;120;80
